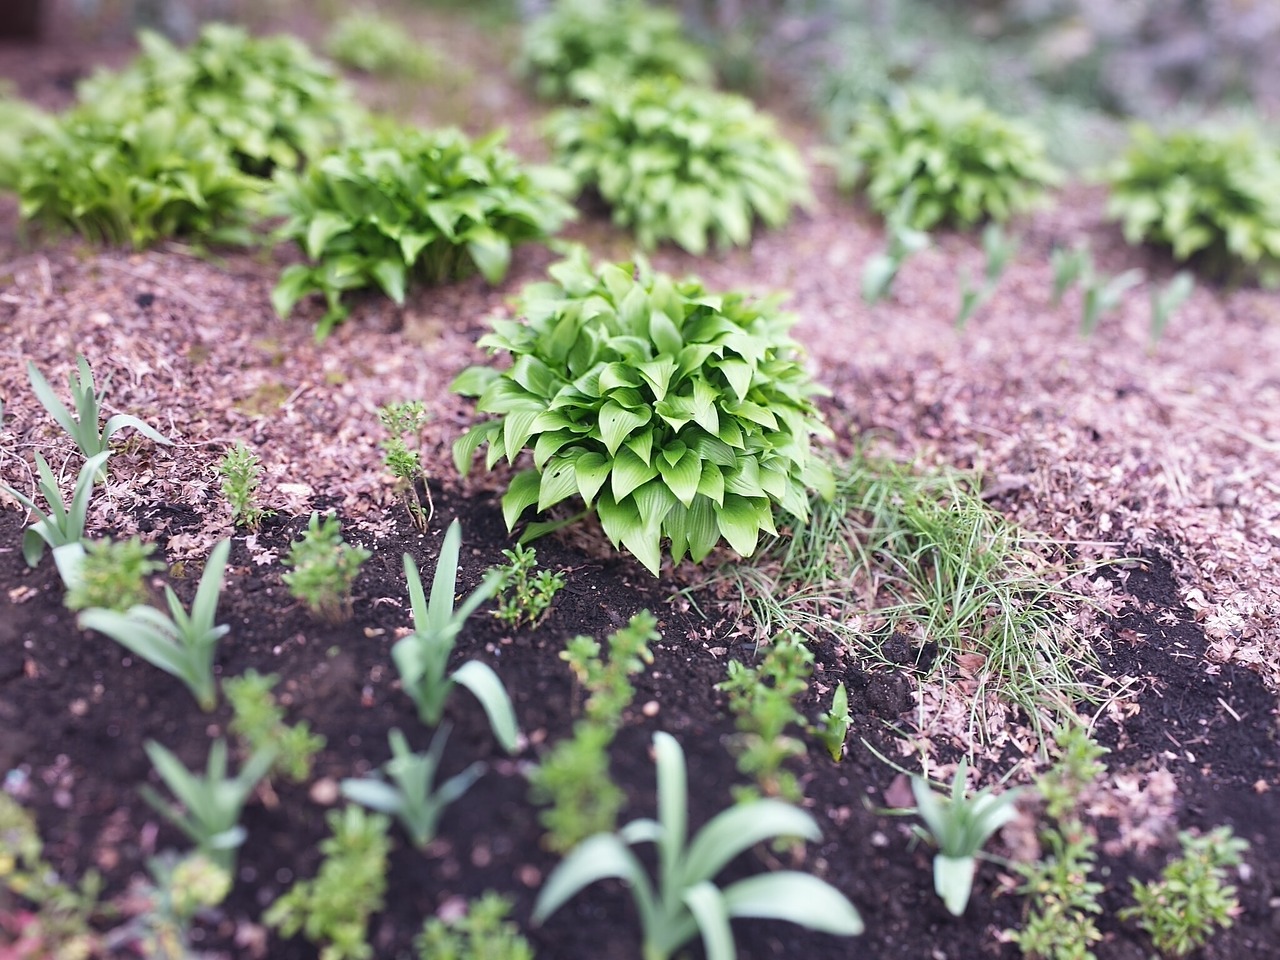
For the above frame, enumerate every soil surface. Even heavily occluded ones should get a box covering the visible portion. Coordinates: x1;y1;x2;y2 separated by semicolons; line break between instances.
2;4;1279;960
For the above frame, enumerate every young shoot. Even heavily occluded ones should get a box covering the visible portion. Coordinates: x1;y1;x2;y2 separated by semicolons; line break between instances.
1080;267;1144;337
282;513;371;623
216;442;270;531
816;682;852;763
417;892;533;960
378;401;433;531
491;544;566;629
1149;271;1194;351
862;191;930;305
1050;243;1090;306
1;450;108;568
62;535;162;612
224;669;326;783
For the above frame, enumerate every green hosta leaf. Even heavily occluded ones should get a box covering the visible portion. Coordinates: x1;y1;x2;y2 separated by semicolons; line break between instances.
656;447;701;506
716;494;761;557
466;225;513;284
572;450;612;505
610;445;658;502
502;470;541;530
598;400;651;456
370;258;407;305
538;458;579;512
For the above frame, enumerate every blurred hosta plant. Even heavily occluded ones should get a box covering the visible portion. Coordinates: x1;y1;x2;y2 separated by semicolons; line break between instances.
0;92;52;191
545;78;812;254
833;88;1061;231
1105;125;1280;285
325;11;439;80
79;23;361;176
271;125;574;339
518;0;712;101
452;248;834;576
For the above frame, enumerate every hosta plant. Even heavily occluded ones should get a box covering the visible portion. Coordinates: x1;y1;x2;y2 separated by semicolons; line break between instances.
325;11;438;80
518;0;712;101
271;125;574;339
833;87;1061;231
0;92;51;191
79;23;361;176
545;79;812;254
1105;125;1280;284
532;731;863;960
453;249;834;576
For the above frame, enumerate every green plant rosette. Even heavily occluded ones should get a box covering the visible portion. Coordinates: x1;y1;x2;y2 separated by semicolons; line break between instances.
452;248;834;576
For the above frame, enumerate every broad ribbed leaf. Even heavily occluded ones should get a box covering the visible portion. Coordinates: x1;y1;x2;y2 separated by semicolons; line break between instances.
502;470;542;530
716;494;761;557
573;451;612;504
610;445;658;502
657;448;700;506
686;496;719;562
599;400;650;456
682;800;820;888
537;458;579;511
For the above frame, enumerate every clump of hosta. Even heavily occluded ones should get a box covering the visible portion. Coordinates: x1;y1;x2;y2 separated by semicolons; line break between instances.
518;0;712;101
1105;125;1280;284
271;124;575;339
325;11;438;80
78;23;360;176
0;92;51;191
833;87;1061;231
452;248;834;576
546;78;812;254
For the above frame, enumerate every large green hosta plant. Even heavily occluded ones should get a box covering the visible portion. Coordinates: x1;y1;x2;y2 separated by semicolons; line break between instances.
452;249;833;576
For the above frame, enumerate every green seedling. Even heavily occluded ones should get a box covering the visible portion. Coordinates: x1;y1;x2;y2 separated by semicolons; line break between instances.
816;682;851;762
27;356;171;464
392;519;518;752
282;513;371;623
140;738;275;872
1050;244;1090;306
115;852;232;959
216;442;270;531
417;892;533;960
341;727;483;849
911;759;1022;916
378;402;432;532
1;451;108;568
492;544;566;629
862;191;930;305
1119;827;1248;958
265;806;390;960
225;669;326;783
956;223;1020;328
1080;267;1144;337
533;731;864;960
62;535;162;612
78;539;231;711
1149;271;1194;349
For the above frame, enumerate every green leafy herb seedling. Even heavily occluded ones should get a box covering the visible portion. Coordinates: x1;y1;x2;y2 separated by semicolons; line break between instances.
341;726;483;849
264;805;390;960
533;731;864;960
140;738;275;872
282;513;371;623
911;759;1022;916
1149;271;1194;350
62;535;162;612
816;682;851;763
378;402;433;531
1;451;108;567
77;539;231;711
216;442;270;531
392;519;518;752
225;669;326;783
492;544;566;629
417;892;533;960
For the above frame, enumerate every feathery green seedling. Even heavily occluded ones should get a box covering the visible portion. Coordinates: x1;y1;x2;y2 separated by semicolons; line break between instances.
1149;271;1194;350
911;760;1022;916
225;669;326;783
417;892;533;960
282;513;370;623
62;535;162;612
1119;827;1248;958
26;356;172;464
392;519;518;752
216;442;270;531
265;806;390;960
1080;267;1143;337
111;851;232;959
341;727;483;849
78;539;231;711
862;191;930;305
1;451;108;568
816;682;851;763
492;544;566;629
140;738;275;872
533;731;864;960
377;401;432;531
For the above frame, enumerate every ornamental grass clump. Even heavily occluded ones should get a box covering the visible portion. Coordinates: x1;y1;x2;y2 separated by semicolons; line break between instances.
833;87;1060;231
1105;125;1280;284
545;79;812;254
518;0;712;101
271;125;574;339
452;248;834;577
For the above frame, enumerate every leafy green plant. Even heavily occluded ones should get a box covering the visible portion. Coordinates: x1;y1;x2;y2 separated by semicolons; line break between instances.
1079;266;1144;337
392;519;519;752
518;0;712;101
862;190;931;305
545;79;812;254
417;892;533;960
910;760;1022;916
1105;125;1280;284
491;544;566;629
78;539;231;712
717;633;813;802
0;93;51;192
1;451;108;568
27;356;173;463
62;535;162;612
1119;827;1249;958
115;851;232;960
325;11;438;80
378;401;433;531
529;611;657;852
1050;244;1090;306
833;87;1061;231
79;23;361;176
532;730;864;960
270;125;574;339
1149;271;1195;349
452;248;835;576
815;682;851;763
282;513;371;623
341;727;484;849
140;738;275;872
216;441;270;531
225;669;326;783
264;806;390;960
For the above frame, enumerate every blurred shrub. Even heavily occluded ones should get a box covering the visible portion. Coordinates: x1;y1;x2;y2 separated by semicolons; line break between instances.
325;10;439;80
271;125;574;338
546;77;811;253
518;0;712;101
1105;125;1280;285
0;92;52;192
831;87;1060;231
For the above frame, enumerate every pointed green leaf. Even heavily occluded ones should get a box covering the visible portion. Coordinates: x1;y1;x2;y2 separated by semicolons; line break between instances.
573;451;612;505
502;470;542;530
451;660;519;754
716;494;761;557
599;400;650;456
610;445;659;503
722;872;864;935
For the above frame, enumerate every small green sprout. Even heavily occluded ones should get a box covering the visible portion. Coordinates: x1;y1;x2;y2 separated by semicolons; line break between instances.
1;451;109;568
956;223;1020;328
1081;267;1144;337
491;544;566;629
816;682;851;763
377;401;432;531
863;191;930;305
225;669;326;783
216;442;270;531
1050;244;1090;306
1149;271;1195;350
120;852;232;958
282;513;371;623
417;892;533;960
62;535;162;612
